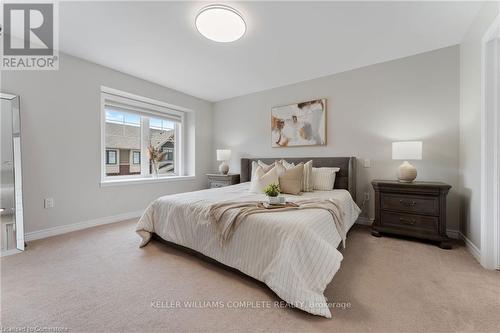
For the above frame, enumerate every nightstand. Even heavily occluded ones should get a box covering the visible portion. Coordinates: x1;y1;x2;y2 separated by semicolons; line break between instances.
371;180;452;249
207;173;240;189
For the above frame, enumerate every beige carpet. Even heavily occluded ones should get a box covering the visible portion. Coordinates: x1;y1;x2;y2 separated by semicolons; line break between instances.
1;220;499;333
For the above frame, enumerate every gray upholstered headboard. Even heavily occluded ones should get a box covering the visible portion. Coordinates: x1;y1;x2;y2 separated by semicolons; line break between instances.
240;157;356;199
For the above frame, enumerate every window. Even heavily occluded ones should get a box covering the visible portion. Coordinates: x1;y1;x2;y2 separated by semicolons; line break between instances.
105;110;140;127
106;150;117;165
101;88;184;182
149;117;176;175
132;151;140;165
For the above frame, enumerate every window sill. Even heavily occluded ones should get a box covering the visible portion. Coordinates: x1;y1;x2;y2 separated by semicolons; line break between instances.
100;175;196;187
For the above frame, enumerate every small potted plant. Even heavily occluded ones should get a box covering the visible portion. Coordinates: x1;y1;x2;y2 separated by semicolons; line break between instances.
264;183;281;205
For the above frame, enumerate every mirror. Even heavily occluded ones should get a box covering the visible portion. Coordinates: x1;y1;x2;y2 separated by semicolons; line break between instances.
1;93;24;254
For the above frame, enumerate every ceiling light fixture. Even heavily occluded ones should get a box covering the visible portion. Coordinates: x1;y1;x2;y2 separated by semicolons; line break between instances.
195;5;246;43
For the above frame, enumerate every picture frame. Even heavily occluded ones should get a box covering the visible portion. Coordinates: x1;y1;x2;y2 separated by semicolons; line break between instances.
271;98;326;147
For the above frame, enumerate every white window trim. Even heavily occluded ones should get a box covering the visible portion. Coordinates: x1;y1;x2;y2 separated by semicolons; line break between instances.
132;151;141;165
100;86;192;186
101;86;193;113
480;14;500;270
100;175;197;187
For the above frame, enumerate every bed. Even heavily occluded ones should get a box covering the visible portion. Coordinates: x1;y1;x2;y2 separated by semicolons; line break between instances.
136;157;360;318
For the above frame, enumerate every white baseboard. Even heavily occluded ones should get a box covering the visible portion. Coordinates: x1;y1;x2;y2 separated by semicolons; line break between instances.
458;232;481;262
25;210;144;242
446;229;460;239
22;211;483;264
356;216;374;226
1;248;22;257
447;229;481;262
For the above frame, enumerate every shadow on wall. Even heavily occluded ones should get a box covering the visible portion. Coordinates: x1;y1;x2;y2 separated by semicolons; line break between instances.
458;186;471;238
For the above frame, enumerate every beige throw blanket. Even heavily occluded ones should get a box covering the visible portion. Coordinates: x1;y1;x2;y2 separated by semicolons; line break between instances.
208;198;346;247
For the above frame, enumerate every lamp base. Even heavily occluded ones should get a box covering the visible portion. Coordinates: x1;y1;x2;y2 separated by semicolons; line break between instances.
397;161;417;183
218;161;229;175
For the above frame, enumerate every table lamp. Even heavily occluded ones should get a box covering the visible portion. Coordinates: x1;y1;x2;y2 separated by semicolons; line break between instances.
392;141;422;183
216;149;231;174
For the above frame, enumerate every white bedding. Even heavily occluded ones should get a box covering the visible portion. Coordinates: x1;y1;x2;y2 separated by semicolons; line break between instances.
136;182;360;318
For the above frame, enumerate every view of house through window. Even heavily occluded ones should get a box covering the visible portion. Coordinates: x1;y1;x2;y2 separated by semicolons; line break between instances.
149;117;176;175
103;94;182;180
105;109;142;176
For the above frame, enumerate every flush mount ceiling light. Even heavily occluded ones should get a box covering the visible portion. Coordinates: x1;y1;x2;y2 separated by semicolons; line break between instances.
195;5;246;43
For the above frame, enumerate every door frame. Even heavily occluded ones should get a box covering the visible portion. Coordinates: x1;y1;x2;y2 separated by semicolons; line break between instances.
480;14;500;270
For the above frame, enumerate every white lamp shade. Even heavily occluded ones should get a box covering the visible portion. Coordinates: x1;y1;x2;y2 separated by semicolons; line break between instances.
392;141;422;160
216;149;231;161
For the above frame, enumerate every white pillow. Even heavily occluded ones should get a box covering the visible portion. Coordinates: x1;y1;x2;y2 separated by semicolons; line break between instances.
251;160;274;180
279;159;295;169
279;159;313;192
312;167;340;191
249;166;279;193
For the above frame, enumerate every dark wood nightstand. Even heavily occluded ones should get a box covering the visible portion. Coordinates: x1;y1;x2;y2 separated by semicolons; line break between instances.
371;180;452;249
206;173;240;189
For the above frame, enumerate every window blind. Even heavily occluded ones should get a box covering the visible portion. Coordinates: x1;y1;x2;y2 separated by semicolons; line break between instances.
102;92;182;123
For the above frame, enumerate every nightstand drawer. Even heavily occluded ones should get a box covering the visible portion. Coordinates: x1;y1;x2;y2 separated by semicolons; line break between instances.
380;211;438;232
381;193;439;215
209;181;228;188
206;174;240;189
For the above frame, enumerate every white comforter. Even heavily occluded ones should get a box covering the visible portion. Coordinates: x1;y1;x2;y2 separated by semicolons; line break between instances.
136;183;360;318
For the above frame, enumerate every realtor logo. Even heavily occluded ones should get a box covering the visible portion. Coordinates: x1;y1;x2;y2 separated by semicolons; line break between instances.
1;2;59;70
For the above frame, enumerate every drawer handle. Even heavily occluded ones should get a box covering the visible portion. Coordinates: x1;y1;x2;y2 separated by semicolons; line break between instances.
399;199;417;207
399;217;417;225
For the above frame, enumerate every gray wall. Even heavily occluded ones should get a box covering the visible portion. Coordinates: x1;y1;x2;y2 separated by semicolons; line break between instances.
459;2;500;249
1;52;213;234
0;41;468;236
213;46;461;231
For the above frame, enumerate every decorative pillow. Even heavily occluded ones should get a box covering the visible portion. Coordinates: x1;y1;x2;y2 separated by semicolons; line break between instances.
258;160;274;169
279;159;295;169
279;163;304;195
302;160;314;192
251;160;275;180
274;160;287;177
312;167;340;191
279;159;313;192
249;166;279;193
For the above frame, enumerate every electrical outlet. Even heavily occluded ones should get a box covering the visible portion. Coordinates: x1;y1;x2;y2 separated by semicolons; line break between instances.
364;192;370;201
44;198;54;209
363;159;371;168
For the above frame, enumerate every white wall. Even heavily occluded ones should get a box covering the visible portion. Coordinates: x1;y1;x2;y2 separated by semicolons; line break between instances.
1;52;213;234
459;3;500;248
213;46;461;231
